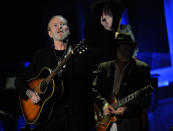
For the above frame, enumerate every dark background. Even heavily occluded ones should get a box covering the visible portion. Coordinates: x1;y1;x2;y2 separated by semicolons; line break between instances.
1;0;169;89
1;0;172;130
5;0;169;64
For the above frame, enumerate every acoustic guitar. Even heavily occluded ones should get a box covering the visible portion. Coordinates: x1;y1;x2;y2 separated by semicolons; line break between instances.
19;42;87;124
95;84;153;131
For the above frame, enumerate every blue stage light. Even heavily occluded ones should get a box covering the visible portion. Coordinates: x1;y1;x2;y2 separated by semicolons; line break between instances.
150;0;173;87
121;8;129;24
164;0;173;66
24;62;30;68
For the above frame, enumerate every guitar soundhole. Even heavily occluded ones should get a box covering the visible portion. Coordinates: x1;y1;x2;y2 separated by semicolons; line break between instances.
40;80;47;93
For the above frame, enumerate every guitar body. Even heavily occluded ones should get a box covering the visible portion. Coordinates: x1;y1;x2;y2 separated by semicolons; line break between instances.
96;115;117;131
19;43;87;124
95;96;118;131
20;67;64;124
95;84;153;131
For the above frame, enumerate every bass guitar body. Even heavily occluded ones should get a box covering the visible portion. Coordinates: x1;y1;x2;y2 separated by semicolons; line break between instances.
20;67;63;124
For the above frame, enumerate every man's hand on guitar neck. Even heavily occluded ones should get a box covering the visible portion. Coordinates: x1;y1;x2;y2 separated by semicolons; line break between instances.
26;89;41;104
103;103;127;115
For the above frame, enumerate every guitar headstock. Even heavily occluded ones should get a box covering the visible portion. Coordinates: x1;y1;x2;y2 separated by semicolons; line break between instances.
140;84;154;97
72;40;88;55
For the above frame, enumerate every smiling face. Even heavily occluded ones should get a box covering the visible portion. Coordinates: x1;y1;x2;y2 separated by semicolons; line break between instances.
48;16;70;41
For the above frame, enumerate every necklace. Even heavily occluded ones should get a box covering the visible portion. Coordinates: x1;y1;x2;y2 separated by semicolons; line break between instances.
53;49;67;63
53;48;68;77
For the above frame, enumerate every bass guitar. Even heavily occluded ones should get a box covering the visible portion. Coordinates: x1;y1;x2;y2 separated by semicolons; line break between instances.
95;84;153;131
19;42;87;124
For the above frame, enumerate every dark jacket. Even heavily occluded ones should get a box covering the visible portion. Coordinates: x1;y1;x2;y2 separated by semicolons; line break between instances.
15;46;100;131
92;58;152;131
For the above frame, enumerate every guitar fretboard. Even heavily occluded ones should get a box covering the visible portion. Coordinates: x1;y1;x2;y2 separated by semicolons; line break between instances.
45;51;73;84
111;90;141;109
44;43;87;85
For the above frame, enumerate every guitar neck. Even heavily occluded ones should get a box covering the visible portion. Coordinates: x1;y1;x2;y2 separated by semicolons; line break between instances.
45;51;73;84
111;84;153;110
111;91;139;109
42;42;87;84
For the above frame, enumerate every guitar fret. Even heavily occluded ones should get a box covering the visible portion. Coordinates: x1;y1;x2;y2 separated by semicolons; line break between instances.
112;91;139;109
110;85;154;118
96;84;153;131
21;42;87;124
45;52;73;84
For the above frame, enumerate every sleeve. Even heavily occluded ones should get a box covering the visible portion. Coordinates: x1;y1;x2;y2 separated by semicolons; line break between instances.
139;65;152;109
15;51;40;100
91;64;108;112
124;65;152;117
